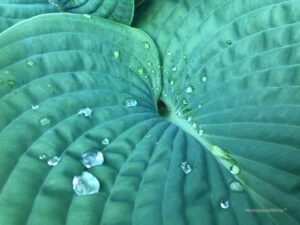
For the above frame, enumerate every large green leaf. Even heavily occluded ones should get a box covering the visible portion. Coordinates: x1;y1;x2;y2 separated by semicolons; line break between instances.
134;0;300;224
0;0;134;33
0;13;162;225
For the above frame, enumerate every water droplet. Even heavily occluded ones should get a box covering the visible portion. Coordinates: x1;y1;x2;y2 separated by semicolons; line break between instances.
146;134;151;138
202;76;207;82
182;98;188;105
229;165;240;175
198;104;202;109
38;154;47;160
47;155;61;167
78;107;92;117
81;150;104;168
220;200;230;209
187;116;192;123
101;138;110;145
186;85;194;94
32;105;39;110
39;116;51;126
26;60;34;67
137;67;144;75
7;80;15;87
144;41;150;49
180;162;192;174
83;14;91;19
113;50;120;58
170;79;174;85
197;129;204;136
176;111;182;117
125;98;138;107
171;66;177;72
192;122;198;129
73;171;100;196
130;67;135;72
4;70;10;75
167;51;172;56
225;40;232;45
230;181;244;192
146;61;152;67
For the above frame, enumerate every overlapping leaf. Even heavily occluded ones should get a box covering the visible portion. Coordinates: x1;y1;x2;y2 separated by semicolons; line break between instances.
0;0;134;33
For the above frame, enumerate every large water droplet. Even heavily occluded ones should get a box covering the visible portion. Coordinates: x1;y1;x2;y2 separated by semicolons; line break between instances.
125;99;138;107
144;41;150;49
101;138;110;145
230;181;244;192
81;150;104;168
39;116;51;126
220;200;230;209
73;171;100;196
113;50;120;58
78;107;92;117
47;156;61;167
26;60;35;67
180;162;192;174
229;165;240;175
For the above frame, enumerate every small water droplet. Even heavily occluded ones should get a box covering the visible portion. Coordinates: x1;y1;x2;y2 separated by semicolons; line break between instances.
220;200;230;209
186;85;194;94
101;138;110;145
146;61;152;67
167;51;172;56
144;41;150;49
39;116;51;126
187;116;192;123
202;76;207;82
73;171;100;196
38;154;47;160
180;162;192;174
225;40;232;45
176;111;182;117
146;134;151;138
113;50;120;58
192;122;198;129
81;150;104;168
4;70;10;75
130;67;135;72
125;98;138;107
229;165;240;175
230;181;244;192
32;105;39;110
26;60;35;67
137;67;144;75
78;107;92;117
47;155;61;167
182;98;188;105
171;66;177;72
170;79;174;85
7;80;15;87
198;104;202;109
83;14;91;19
198;128;204;136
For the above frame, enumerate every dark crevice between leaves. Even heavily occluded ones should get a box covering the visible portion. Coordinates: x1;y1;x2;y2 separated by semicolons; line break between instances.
157;99;171;117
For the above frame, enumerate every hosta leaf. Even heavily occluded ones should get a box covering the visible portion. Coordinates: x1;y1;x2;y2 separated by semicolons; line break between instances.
0;0;134;33
0;13;161;225
134;0;300;224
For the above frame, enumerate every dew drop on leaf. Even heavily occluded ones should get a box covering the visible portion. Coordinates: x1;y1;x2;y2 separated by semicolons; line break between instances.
230;181;244;192
31;105;39;110
73;171;100;196
186;85;194;94
171;66;177;72
26;60;34;67
137;67;144;75
83;14;91;19
101;138;110;145
229;165;240;175
180;162;192;174
125;98;138;107
39;116;51;126
198;128;204;136
225;40;232;45
38;154;47;160
182;98;188;105
4;70;10;75
47;156;61;167
220;200;230;209
78;107;92;117
113;50;120;58
143;41;150;49
81;150;104;168
146;61;152;67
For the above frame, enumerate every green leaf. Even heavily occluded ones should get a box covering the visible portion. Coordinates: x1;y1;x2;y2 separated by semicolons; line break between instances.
0;0;134;33
0;13;162;225
134;0;300;224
